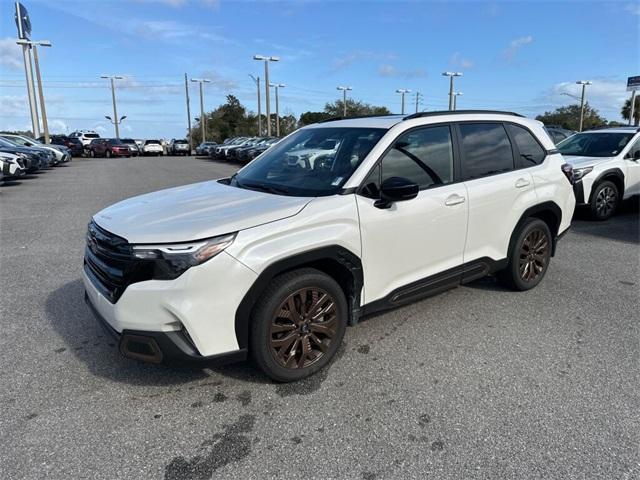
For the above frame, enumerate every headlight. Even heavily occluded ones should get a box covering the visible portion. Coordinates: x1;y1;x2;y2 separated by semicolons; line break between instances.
573;166;593;181
131;233;236;279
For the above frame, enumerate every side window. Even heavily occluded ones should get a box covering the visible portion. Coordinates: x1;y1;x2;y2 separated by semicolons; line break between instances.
459;123;514;180
380;125;454;189
506;124;546;166
626;139;640;159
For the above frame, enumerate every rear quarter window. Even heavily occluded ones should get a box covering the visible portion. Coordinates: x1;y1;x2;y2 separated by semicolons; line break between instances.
459;123;515;180
506;124;546;167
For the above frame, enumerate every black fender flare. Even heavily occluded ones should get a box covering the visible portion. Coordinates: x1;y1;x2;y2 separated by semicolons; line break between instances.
234;246;363;349
507;201;563;258
588;168;625;203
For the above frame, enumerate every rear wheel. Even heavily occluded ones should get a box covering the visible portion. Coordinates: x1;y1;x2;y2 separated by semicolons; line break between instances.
498;218;552;291
589;180;619;221
250;268;347;382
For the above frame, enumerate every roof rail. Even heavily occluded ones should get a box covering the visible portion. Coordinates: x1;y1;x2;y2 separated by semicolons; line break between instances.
319;114;402;123
403;110;524;120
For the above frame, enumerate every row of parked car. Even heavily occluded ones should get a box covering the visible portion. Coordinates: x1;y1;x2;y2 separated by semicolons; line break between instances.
0;133;73;182
199;137;281;163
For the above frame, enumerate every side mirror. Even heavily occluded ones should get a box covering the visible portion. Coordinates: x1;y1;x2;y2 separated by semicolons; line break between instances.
375;176;419;209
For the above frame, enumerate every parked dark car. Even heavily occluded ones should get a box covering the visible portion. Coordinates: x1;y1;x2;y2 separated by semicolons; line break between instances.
195;141;217;156
37;135;84;157
120;138;140;156
88;138;132;158
239;138;279;163
545;127;576;145
0;136;50;170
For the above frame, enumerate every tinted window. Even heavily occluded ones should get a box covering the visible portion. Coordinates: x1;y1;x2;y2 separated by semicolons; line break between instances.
558;132;635;157
627;139;640;159
380;125;454;189
459;123;514;179
507;124;546;166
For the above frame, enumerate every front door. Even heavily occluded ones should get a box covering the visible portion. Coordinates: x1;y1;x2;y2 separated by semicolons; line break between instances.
356;124;468;304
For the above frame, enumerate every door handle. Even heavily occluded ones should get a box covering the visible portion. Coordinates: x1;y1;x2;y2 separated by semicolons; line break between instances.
444;194;466;206
515;178;530;188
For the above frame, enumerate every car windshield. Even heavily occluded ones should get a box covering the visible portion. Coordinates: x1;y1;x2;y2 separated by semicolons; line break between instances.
175;140;188;144
109;139;123;145
231;127;386;197
0;137;20;148
557;132;635;157
145;140;160;145
85;133;99;139
2;136;31;146
121;139;135;144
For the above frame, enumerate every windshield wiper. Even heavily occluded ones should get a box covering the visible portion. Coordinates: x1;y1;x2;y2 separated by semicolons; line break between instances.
240;181;290;196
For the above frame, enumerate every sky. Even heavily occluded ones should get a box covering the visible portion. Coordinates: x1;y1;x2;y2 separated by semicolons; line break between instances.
0;0;638;139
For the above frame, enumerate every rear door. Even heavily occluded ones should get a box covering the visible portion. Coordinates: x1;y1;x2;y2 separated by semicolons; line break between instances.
456;122;538;264
623;137;640;196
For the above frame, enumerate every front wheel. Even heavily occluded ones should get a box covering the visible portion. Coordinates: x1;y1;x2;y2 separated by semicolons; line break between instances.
589;180;619;221
250;268;347;382
498;218;552;291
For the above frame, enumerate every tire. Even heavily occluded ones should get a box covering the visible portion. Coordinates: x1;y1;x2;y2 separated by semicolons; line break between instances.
89;150;95;158
589;180;619;221
249;268;348;382
498;218;552;291
105;150;111;158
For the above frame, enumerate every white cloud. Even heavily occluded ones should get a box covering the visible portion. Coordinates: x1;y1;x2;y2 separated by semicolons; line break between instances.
625;3;640;15
503;35;533;63
48;119;70;134
131;20;234;45
0;37;23;70
0;95;29;116
539;79;630;121
450;52;475;69
331;50;398;73
378;64;427;79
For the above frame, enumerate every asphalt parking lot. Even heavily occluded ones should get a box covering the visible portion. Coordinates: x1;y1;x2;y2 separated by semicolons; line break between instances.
1;155;638;480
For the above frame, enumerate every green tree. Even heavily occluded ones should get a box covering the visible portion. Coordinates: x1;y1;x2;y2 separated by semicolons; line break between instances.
324;98;391;118
299;111;332;126
535;103;607;131
621;95;640;126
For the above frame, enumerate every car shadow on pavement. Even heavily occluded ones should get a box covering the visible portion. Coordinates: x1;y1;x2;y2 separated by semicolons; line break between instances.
571;198;639;244
45;279;270;386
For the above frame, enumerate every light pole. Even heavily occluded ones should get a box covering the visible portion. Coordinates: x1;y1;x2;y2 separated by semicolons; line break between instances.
336;86;352;117
191;78;211;142
452;91;463;111
17;39;52;143
15;2;39;138
414;91;422;113
576;80;592;132
270;83;285;137
249;74;262;135
442;72;462;111
100;75;124;138
396;89;411;115
253;55;279;136
105;115;126;127
184;73;192;153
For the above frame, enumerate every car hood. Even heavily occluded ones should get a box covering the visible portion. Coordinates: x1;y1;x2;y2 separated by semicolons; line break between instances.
563;155;615;169
93;179;311;243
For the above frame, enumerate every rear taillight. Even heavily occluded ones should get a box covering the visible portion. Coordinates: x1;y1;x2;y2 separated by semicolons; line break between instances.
561;163;574;184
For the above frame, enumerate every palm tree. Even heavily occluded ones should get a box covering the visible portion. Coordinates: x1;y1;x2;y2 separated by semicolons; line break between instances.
621;96;640;126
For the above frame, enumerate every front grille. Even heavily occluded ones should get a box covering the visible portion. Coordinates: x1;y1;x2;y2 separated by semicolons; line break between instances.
84;221;134;303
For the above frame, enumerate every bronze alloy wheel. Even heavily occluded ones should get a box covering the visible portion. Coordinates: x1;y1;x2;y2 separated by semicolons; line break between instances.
519;227;549;282
595;185;617;218
269;287;338;369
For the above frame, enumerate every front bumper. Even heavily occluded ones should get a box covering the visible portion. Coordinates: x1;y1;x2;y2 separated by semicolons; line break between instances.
82;250;257;361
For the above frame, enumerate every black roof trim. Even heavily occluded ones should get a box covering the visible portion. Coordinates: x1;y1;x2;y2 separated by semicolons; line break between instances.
403;110;524;120
318;114;402;123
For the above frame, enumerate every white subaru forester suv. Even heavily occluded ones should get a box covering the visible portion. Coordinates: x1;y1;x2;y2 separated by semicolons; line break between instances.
557;127;640;220
84;111;576;382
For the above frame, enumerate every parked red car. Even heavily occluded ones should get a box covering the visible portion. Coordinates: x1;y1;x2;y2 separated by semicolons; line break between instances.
88;138;132;158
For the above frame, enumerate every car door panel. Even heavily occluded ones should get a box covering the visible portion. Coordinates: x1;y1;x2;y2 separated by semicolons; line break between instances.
357;185;468;304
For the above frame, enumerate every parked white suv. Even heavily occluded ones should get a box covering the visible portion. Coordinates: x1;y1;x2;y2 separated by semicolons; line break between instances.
84;111;575;381
558;127;640;220
69;130;100;147
142;139;164;156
